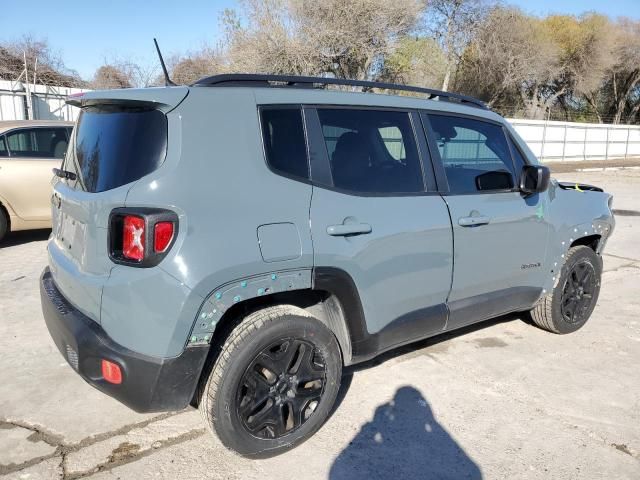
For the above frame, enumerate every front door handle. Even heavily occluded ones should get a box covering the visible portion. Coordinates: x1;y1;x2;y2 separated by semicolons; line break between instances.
458;215;490;227
327;223;372;236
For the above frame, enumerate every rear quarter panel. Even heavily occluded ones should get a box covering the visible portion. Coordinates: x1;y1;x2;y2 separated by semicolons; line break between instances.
112;88;314;357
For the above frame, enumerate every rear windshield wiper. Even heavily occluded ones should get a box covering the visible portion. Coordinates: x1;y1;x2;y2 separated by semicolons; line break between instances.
53;168;77;181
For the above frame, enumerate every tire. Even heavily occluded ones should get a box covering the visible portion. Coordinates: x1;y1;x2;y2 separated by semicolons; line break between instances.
0;208;8;242
199;305;342;458
529;245;602;334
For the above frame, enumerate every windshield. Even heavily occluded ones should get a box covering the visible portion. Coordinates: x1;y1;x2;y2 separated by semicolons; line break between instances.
64;106;167;192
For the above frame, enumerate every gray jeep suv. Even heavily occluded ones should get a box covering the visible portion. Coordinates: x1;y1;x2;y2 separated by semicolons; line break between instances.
40;75;614;457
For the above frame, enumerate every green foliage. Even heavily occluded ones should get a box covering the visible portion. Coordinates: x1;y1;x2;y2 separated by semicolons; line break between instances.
382;36;447;89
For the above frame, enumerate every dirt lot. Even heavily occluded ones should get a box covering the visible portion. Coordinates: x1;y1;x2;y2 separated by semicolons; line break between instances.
1;169;639;479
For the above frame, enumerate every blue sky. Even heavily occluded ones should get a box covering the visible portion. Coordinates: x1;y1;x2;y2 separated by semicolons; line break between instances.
2;0;638;80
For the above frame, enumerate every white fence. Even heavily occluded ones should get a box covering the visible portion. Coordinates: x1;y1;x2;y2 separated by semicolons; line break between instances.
0;80;88;122
508;118;640;162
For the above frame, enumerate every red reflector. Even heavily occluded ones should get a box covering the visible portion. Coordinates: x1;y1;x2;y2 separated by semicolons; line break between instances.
101;359;122;384
154;221;174;253
123;215;145;261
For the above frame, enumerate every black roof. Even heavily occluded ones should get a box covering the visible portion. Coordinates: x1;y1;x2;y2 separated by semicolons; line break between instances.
192;74;488;110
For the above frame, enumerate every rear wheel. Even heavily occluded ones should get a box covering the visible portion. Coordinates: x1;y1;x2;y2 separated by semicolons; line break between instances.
529;245;602;334
0;208;8;242
199;305;342;457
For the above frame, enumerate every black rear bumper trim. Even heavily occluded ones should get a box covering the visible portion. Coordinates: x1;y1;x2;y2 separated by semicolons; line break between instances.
40;267;209;413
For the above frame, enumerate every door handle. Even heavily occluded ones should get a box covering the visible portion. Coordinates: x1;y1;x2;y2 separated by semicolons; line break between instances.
327;223;372;236
458;215;490;227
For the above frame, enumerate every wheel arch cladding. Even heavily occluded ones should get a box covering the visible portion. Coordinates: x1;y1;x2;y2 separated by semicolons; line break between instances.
188;269;314;345
570;234;601;252
187;267;358;365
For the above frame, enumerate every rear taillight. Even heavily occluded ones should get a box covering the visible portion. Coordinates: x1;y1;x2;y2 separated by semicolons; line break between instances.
154;221;174;253
109;208;178;267
123;215;145;261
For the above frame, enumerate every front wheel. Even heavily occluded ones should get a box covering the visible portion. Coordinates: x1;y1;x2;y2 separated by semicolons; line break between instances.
199;305;342;457
529;245;602;334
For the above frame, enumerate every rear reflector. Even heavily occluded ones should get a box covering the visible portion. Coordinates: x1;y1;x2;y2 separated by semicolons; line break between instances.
154;221;174;253
101;359;122;384
123;215;145;261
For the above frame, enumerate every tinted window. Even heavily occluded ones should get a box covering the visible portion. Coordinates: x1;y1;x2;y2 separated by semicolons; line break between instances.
0;136;6;156
429;115;515;194
5;127;69;159
64;107;167;193
260;108;309;180
317;109;423;194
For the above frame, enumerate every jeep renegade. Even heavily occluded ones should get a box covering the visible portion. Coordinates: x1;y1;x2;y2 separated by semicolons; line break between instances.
40;74;615;457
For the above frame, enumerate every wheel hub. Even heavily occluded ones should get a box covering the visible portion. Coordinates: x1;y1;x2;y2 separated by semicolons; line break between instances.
235;338;326;439
561;260;597;324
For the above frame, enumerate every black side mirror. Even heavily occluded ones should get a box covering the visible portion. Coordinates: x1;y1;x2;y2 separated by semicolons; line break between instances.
519;165;550;195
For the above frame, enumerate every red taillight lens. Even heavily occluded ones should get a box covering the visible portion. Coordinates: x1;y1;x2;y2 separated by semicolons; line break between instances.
123;215;145;261
101;359;122;384
154;221;174;253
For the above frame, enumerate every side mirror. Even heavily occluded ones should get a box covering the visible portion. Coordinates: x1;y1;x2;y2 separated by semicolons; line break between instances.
519;165;550;195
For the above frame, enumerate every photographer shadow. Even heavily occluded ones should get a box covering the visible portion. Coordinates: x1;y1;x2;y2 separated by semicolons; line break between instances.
330;386;481;480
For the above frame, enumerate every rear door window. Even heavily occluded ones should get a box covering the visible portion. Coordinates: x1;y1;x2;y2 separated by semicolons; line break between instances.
260;107;309;180
317;109;424;194
0;136;7;157
427;115;515;194
64;107;167;192
5;127;69;159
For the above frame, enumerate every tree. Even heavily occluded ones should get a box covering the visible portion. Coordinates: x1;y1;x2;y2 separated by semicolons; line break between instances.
2;35;83;87
92;57;161;89
423;0;491;91
542;14;616;121
92;64;132;89
600;19;640;124
382;36;447;89
222;0;421;80
169;48;224;84
456;7;558;115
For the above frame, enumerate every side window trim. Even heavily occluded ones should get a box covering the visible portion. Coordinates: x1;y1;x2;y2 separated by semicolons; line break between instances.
505;131;530;170
258;105;312;184
409;111;437;192
303;105;434;197
419;113;450;193
302;107;333;187
422;111;520;196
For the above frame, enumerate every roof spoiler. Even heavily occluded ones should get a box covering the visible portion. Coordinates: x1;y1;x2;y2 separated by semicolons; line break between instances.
66;87;189;113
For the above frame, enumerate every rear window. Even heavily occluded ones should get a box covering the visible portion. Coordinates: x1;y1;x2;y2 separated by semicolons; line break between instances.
64;107;167;192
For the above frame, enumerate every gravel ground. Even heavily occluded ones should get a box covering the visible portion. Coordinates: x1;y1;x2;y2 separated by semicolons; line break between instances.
0;169;638;479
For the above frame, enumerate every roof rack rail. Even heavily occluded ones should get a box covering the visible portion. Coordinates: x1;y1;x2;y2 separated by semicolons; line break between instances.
192;73;489;110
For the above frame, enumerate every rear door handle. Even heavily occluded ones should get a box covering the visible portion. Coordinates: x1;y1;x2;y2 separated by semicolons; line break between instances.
327;223;372;236
458;215;490;227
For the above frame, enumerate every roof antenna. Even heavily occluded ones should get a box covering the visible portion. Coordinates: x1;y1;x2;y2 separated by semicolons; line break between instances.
154;38;176;86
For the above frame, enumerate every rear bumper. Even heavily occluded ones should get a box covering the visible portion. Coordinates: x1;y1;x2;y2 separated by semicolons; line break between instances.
40;267;209;413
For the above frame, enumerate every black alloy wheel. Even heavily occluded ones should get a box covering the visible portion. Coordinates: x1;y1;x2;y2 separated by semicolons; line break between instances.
235;338;326;439
560;259;597;324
